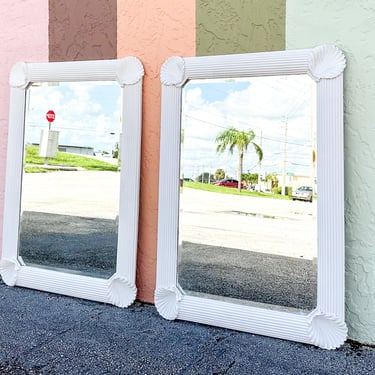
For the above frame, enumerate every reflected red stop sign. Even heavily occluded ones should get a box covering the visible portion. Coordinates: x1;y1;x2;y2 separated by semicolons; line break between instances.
46;110;55;123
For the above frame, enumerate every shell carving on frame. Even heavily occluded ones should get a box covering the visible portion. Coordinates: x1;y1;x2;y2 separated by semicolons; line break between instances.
107;273;137;308
307;309;347;349
308;45;346;82
116;56;144;86
155;286;183;320
160;56;185;86
9;62;29;89
0;258;20;286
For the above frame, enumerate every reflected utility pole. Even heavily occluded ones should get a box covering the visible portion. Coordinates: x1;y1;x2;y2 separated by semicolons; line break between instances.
180;128;185;181
281;116;288;196
258;130;263;186
310;83;316;192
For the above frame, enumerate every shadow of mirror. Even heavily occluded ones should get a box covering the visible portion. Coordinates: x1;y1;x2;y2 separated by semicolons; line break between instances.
19;81;122;279
178;75;317;312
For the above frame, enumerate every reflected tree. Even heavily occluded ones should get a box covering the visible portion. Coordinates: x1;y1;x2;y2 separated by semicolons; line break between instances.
215;127;263;191
242;173;258;184
196;172;215;184
265;173;279;189
215;168;225;181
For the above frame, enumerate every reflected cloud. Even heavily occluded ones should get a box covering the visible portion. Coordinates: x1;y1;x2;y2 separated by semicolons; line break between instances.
182;75;316;179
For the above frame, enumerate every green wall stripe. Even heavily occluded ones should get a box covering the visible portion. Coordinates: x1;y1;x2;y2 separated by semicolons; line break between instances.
196;0;285;56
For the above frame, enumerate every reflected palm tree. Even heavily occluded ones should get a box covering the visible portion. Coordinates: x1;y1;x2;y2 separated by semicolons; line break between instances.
215;127;263;191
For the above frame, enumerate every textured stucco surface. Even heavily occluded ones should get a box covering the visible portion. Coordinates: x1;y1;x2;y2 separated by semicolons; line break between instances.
49;0;117;61
117;1;195;302
196;0;285;55
0;1;48;256
287;1;375;345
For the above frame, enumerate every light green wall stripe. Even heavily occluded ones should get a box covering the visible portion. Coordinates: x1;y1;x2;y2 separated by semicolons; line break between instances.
286;1;375;345
196;0;285;56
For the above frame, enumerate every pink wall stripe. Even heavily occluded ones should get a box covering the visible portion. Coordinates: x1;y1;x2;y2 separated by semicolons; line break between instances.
0;1;49;254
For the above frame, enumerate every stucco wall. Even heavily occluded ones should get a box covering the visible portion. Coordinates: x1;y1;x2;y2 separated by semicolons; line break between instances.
117;1;196;302
287;1;375;345
196;0;285;55
49;0;117;61
116;0;286;303
0;1;49;256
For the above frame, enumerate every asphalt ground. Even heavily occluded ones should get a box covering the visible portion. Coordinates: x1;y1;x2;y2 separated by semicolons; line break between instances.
0;279;375;374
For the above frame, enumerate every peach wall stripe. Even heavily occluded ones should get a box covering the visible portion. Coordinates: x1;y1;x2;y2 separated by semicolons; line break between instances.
117;1;196;302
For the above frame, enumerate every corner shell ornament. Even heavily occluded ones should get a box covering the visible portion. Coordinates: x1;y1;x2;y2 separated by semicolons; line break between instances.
0;258;20;286
155;286;183;320
307;309;348;349
107;273;137;308
308;45;346;82
160;56;185;86
116;56;144;86
9;62;29;89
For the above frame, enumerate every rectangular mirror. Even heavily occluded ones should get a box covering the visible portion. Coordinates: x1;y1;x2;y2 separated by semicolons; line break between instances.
1;57;144;307
156;46;347;349
21;80;121;279
178;75;317;312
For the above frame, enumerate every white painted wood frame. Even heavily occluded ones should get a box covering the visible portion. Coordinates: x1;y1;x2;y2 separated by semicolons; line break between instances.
155;46;347;349
0;57;144;308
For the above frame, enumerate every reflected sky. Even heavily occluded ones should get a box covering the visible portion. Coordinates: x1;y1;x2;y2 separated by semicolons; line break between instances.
181;75;316;180
25;81;122;153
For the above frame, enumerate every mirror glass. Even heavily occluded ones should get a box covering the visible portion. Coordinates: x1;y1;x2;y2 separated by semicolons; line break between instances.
178;75;317;312
19;81;122;279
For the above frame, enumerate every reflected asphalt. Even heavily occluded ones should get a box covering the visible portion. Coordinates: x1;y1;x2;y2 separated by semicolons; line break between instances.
0;280;375;374
179;241;317;311
19;211;117;279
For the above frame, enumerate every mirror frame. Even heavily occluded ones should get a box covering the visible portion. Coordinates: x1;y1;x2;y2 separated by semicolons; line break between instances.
0;57;144;308
155;46;347;349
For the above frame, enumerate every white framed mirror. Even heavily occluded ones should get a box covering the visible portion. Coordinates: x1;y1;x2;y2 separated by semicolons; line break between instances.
155;46;347;349
0;57;144;308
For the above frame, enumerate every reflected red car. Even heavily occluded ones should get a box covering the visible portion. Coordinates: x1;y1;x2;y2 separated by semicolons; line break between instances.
213;179;244;188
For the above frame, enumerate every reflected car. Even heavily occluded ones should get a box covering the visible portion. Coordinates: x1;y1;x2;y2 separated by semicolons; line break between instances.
292;186;313;202
213;179;244;188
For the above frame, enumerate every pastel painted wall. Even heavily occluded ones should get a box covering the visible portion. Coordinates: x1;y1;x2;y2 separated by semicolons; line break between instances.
116;0;284;302
196;0;285;55
287;0;375;345
0;0;287;302
0;1;49;255
117;1;196;302
49;0;117;61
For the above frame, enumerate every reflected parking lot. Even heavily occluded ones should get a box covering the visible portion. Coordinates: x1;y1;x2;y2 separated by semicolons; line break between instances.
19;171;120;278
178;187;317;311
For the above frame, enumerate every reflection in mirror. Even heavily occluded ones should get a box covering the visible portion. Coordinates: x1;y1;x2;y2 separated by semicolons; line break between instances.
178;75;317;312
20;81;121;278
